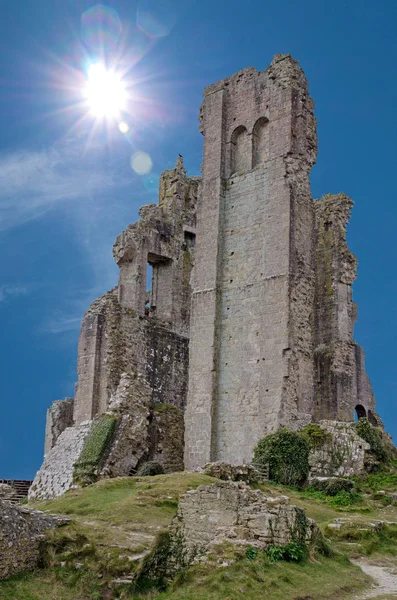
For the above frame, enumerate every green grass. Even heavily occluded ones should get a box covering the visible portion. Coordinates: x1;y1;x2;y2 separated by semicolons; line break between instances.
149;553;370;600
0;568;102;600
3;471;397;600
0;552;371;600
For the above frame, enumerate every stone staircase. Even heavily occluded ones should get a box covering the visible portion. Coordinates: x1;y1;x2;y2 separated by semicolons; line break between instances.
0;479;33;504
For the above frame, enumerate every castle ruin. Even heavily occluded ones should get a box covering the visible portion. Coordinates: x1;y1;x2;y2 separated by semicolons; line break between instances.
30;54;381;500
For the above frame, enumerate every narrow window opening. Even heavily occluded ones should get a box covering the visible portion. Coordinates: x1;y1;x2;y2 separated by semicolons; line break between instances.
184;230;196;248
252;117;269;167
146;263;155;309
230;125;250;174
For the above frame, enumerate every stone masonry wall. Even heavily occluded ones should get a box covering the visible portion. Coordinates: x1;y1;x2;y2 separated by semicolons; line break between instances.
165;481;320;573
44;397;74;455
30;421;92;501
185;54;318;468
0;501;69;580
313;194;376;422
309;420;371;478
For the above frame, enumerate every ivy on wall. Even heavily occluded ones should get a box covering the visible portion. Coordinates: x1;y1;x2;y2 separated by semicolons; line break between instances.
73;415;118;486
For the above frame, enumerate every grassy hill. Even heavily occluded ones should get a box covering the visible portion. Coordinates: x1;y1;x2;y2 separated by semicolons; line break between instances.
2;471;397;600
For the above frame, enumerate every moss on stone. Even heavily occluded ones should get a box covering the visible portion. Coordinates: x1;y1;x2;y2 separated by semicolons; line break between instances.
73;415;118;486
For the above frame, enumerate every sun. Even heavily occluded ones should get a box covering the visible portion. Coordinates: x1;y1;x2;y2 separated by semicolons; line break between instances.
84;63;126;119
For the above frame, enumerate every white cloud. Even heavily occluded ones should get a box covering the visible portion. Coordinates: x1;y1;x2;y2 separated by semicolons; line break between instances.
0;285;27;303
0;136;129;231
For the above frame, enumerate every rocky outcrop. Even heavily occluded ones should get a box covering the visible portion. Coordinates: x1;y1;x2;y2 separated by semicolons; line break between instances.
0;483;18;502
309;420;370;478
0;501;69;580
203;462;265;484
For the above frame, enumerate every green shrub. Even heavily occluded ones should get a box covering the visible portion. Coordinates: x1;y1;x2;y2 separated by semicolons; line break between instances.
327;490;363;508
253;429;310;487
137;461;165;477
245;546;258;560
73;415;117;486
300;424;331;449
266;541;306;563
310;477;355;496
355;419;388;463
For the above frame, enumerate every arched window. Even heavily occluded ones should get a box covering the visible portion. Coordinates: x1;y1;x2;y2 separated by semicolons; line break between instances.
252;117;269;167
354;404;367;421
230;126;250;174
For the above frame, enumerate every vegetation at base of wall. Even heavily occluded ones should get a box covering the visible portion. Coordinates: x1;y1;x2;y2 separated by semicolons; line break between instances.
73;415;117;486
253;429;310;486
136;461;165;477
133;531;172;593
310;477;355;496
266;541;307;563
300;423;331;449
355;418;391;463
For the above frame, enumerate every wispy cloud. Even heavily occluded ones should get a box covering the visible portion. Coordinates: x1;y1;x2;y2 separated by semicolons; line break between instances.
0;136;130;231
0;285;27;303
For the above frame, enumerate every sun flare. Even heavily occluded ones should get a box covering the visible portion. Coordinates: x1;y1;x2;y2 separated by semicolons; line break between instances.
84;63;126;119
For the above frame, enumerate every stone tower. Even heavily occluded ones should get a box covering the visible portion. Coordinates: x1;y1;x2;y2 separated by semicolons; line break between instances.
184;54;376;468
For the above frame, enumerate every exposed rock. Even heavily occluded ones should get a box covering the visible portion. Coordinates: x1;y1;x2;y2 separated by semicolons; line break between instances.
203;462;264;484
0;500;70;580
0;483;18;502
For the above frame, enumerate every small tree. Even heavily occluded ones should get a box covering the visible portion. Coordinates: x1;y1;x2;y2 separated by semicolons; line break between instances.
253;429;310;487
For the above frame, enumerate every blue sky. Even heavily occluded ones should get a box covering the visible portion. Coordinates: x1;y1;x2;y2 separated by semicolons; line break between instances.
1;0;396;479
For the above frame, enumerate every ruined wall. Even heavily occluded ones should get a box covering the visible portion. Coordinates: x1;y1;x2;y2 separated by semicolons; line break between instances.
0;502;69;580
308;420;371;478
44;397;74;455
37;158;198;497
185;54;318;468
313;194;376;422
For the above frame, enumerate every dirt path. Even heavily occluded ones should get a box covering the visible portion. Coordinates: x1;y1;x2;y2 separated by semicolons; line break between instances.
353;559;397;599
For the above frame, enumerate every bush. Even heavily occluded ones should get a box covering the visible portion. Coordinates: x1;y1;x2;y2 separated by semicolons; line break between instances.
253;429;310;487
310;477;355;496
355;419;388;463
300;424;331;449
327;490;362;508
266;541;307;563
137;461;165;477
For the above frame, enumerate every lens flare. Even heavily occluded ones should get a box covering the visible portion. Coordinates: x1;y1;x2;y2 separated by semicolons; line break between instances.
84;63;126;118
118;121;129;133
131;151;152;175
81;4;122;53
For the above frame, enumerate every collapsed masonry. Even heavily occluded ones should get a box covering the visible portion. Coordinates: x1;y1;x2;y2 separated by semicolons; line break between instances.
30;53;383;500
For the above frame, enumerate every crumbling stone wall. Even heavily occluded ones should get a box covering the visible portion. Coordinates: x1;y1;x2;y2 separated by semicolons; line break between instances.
0;501;69;580
164;481;320;573
308;420;371;478
44;397;74;455
30;421;92;501
313;194;377;422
